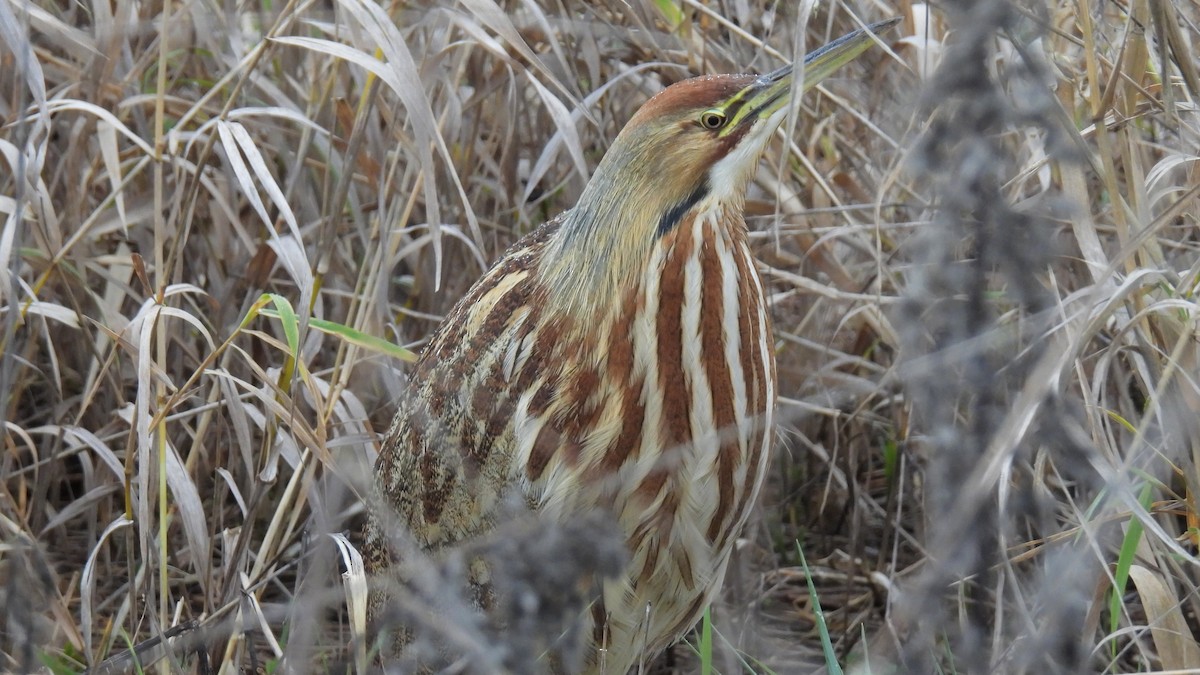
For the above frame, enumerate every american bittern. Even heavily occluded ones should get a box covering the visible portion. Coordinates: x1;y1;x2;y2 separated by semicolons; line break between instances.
365;19;896;673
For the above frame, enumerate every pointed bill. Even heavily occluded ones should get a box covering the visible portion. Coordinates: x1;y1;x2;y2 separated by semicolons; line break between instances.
721;17;901;135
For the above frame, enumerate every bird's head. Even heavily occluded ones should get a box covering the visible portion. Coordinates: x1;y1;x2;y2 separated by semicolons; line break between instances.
546;19;898;311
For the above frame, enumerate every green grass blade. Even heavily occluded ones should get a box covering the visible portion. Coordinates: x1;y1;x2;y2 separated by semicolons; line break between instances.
266;293;300;355
1108;481;1154;656
797;541;842;675
700;606;713;675
259;309;417;362
652;0;684;28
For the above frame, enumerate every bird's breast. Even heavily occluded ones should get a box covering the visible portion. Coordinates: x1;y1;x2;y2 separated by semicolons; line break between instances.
369;206;775;672
513;208;777;668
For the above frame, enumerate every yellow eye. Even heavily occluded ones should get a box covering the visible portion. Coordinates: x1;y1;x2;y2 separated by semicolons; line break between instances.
699;110;726;130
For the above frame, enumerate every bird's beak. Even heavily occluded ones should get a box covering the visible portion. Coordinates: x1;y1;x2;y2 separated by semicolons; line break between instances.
721;17;901;136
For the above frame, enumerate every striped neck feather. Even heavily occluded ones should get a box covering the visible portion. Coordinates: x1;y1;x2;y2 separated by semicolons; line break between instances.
539;112;757;316
541;180;749;318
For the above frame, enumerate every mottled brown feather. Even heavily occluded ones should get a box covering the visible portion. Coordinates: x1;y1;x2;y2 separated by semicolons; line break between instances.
698;230;738;543
655;217;694;460
365;68;788;675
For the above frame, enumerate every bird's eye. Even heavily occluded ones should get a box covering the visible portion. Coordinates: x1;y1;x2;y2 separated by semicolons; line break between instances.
699;110;727;130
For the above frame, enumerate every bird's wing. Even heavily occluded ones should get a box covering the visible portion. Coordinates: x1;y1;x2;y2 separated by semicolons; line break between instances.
369;214;564;553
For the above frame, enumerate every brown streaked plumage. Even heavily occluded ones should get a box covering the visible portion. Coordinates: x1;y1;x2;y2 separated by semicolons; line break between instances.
365;20;897;674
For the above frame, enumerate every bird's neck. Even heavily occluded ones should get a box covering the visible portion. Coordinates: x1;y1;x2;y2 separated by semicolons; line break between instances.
540;188;749;318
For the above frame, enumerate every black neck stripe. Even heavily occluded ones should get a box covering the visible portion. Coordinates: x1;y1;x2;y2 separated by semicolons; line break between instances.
656;181;710;238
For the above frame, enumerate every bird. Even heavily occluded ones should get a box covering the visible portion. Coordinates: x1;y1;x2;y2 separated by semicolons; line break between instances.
364;19;897;674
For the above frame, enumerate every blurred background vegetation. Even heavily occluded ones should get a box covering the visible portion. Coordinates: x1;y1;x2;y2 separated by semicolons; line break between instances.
1;0;1198;672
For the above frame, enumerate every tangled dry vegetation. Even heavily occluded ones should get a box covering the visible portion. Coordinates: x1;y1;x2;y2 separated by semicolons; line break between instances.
2;0;1199;672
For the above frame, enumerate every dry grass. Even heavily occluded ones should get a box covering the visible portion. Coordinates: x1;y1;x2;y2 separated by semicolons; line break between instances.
2;0;1198;672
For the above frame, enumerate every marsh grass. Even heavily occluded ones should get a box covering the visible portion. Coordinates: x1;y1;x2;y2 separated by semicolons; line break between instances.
2;0;1199;672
